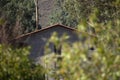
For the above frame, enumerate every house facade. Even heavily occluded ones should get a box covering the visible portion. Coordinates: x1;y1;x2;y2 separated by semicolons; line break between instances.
13;24;93;63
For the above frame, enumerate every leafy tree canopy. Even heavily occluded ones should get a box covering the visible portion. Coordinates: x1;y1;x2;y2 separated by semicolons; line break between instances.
0;0;36;43
50;0;120;27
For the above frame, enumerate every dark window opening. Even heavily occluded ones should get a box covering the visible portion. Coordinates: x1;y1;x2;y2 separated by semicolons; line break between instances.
16;42;28;48
53;44;62;61
89;47;94;51
53;44;62;55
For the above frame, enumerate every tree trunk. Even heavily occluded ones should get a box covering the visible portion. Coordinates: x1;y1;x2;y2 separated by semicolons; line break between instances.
34;0;39;30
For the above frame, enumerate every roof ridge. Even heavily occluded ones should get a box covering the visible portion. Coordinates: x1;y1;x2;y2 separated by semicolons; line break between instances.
14;24;76;39
14;24;96;40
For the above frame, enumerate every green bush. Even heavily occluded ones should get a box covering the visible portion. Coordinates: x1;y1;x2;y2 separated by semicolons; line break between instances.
0;45;45;80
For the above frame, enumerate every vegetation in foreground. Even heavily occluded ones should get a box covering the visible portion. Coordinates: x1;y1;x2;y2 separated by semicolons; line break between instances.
0;45;45;80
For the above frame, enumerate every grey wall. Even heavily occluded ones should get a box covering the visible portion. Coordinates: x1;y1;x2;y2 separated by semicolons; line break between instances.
20;26;82;62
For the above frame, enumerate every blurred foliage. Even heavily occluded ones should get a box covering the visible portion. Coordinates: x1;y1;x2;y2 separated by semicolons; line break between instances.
44;25;120;80
0;45;45;80
44;9;120;79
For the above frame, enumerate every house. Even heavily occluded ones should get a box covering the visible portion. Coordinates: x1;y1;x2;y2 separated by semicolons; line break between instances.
13;24;95;63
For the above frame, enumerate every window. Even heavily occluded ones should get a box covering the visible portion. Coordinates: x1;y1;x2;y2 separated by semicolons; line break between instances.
53;44;62;55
